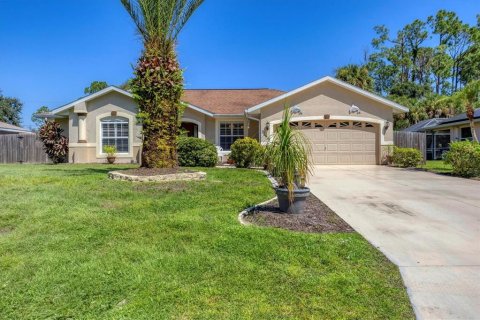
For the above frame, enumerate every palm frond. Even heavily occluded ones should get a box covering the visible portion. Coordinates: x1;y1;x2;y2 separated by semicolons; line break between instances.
121;0;204;46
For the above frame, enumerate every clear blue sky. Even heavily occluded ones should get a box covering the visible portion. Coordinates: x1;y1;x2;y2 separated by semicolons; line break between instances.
0;0;478;128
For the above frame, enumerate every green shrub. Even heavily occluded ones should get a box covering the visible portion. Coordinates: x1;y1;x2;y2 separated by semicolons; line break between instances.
177;137;217;167
443;141;480;177
229;137;262;168
392;147;422;168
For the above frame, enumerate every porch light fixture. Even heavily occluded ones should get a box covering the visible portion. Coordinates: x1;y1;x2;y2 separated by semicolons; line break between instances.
349;104;360;114
290;105;302;115
384;121;390;129
263;121;270;137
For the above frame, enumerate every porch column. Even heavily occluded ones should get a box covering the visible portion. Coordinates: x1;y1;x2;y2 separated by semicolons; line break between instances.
78;113;87;143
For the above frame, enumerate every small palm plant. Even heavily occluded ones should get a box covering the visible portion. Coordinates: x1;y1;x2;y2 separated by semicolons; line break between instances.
266;106;313;213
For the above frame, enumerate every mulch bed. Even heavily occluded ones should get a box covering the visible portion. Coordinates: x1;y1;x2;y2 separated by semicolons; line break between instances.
244;193;354;233
118;167;194;176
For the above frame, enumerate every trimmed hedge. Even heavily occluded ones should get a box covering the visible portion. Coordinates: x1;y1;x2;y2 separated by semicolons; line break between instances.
443;141;480;177
392;147;422;168
178;137;217;167
229;137;262;168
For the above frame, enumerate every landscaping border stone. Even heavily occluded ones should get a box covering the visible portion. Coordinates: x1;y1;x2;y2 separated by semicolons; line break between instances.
238;170;277;225
108;170;206;182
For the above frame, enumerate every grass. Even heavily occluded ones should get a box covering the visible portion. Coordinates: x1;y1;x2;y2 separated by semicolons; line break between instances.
421;160;453;174
0;164;414;319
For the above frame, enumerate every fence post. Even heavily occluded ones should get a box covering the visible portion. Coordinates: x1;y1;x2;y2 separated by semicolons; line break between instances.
17;135;24;164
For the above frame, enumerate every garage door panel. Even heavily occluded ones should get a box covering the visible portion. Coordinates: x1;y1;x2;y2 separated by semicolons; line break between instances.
299;122;377;165
312;143;325;151
351;154;365;164
326;155;338;164
338;155;352;164
326;144;338;151
339;132;352;140
352;143;365;151
352;132;364;139
315;155;326;164
326;132;338;140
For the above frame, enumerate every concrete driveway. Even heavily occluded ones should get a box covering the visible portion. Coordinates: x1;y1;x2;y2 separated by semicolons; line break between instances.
309;166;480;320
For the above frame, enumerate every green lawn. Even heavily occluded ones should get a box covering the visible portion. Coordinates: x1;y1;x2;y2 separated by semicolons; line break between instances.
421;160;453;174
0;164;414;319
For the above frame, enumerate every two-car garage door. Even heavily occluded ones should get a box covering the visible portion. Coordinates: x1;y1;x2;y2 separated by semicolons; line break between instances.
294;120;378;165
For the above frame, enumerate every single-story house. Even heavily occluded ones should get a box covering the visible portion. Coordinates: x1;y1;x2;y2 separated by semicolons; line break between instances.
0;121;33;135
403;108;480;160
42;76;408;164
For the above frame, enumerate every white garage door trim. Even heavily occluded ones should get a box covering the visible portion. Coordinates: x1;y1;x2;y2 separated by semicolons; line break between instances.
268;116;390;145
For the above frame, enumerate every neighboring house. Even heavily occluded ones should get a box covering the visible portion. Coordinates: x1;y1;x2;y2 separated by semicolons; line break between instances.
43;76;408;164
0;121;33;135
403;108;480;160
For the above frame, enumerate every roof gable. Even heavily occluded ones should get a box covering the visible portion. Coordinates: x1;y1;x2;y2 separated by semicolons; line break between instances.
50;86;133;115
246;76;409;114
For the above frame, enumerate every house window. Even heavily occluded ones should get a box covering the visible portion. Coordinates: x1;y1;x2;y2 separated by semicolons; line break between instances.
101;117;129;153
219;122;244;150
461;127;472;141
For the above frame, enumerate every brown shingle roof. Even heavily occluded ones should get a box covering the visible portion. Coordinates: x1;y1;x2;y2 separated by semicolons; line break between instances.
182;89;285;115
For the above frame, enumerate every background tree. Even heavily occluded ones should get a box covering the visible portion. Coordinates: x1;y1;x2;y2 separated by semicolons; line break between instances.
335;64;374;91
84;81;109;95
0;90;23;126
31;106;50;128
341;10;479;128
449;80;480;142
121;0;204;168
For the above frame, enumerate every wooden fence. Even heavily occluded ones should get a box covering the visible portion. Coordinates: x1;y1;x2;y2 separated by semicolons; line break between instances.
393;131;427;160
0;134;49;164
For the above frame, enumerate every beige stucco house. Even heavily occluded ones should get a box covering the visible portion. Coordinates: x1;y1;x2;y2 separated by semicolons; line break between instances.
45;76;408;164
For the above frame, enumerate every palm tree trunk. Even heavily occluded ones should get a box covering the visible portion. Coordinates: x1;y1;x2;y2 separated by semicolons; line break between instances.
470;120;478;142
467;106;478;142
132;43;184;168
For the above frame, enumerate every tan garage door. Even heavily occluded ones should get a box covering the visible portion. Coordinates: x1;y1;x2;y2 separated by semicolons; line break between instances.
294;120;378;165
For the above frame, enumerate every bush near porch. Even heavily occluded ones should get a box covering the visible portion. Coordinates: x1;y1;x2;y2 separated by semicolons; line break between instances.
177;137;218;167
443;141;480;177
0;165;414;319
391;147;423;168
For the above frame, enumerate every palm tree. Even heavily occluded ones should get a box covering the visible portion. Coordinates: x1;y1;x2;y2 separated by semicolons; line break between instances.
121;0;204;168
451;80;480;142
335;64;374;91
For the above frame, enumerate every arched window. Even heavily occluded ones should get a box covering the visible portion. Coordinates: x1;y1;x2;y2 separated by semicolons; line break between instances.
101;117;129;153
